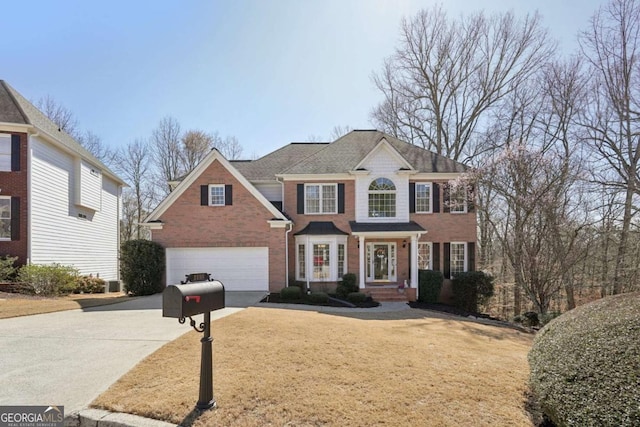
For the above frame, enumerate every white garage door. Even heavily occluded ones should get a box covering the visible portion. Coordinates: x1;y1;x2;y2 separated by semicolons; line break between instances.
166;247;269;291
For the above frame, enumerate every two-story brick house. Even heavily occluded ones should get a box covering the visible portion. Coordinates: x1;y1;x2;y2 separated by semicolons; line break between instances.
145;130;476;301
0;80;126;280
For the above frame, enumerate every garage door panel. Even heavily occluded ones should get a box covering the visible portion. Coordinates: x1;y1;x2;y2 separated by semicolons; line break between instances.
166;247;268;291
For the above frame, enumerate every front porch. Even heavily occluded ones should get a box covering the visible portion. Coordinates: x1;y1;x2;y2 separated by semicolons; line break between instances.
364;284;417;302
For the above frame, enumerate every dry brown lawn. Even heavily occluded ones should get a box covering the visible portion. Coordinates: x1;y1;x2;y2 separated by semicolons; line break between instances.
93;307;534;426
0;292;133;319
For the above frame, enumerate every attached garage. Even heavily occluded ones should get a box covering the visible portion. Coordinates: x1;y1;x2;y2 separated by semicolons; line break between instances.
165;247;269;291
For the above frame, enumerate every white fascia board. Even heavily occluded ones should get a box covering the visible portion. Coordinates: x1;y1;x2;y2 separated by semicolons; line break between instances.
268;220;293;228
142;222;164;230
146;149;287;222
0;122;31;133
275;173;354;181
354;138;415;171
351;230;426;239
411;172;464;180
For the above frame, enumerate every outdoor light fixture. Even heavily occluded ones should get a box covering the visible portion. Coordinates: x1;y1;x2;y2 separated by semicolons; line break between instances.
402;240;407;248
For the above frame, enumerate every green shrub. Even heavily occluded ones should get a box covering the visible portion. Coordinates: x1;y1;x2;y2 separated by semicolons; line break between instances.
451;271;494;312
306;291;329;304
75;275;106;294
280;286;302;300
18;263;79;296
336;273;358;298
0;255;19;282
529;293;640;426
120;240;165;296
418;269;443;303
347;292;367;303
522;311;540;327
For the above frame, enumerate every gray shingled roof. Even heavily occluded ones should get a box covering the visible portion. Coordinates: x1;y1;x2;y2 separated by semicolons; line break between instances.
282;130;466;175
230;142;328;181
0;80;126;185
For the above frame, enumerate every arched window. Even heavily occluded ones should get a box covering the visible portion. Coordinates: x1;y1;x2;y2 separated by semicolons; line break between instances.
368;177;396;217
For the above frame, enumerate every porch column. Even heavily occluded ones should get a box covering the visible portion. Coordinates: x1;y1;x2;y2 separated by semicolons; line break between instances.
410;235;418;291
358;236;365;289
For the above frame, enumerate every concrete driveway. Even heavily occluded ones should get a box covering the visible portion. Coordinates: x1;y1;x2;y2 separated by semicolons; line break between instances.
0;291;264;416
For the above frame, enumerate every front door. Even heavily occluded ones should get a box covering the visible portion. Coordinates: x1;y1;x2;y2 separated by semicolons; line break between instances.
366;243;397;282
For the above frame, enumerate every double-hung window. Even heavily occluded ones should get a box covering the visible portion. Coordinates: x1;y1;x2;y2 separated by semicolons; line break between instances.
417;242;432;270
0;197;11;240
0;134;11;171
450;242;466;276
415;183;432;213
209;185;225;206
449;185;467;213
305;184;337;214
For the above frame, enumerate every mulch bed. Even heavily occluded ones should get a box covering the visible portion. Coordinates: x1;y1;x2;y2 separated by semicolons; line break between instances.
261;293;380;308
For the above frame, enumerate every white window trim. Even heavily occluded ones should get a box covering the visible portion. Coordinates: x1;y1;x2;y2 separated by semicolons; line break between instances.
449;185;468;214
304;183;338;215
415;182;433;214
368;177;397;218
417;242;433;270
208;184;225;206
0;196;11;241
295;235;347;282
450;242;468;276
365;242;397;282
0;134;11;172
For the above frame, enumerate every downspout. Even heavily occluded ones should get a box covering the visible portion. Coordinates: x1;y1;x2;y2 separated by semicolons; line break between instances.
26;129;39;265
285;222;292;287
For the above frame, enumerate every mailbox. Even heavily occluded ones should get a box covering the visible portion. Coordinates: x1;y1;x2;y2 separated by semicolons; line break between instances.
163;280;225;319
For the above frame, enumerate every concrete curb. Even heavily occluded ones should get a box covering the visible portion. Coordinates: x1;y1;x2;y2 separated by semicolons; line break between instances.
65;409;177;427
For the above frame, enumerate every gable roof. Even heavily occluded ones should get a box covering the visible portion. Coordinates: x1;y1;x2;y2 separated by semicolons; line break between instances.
231;142;328;181
145;148;289;223
0;80;126;186
281;130;466;175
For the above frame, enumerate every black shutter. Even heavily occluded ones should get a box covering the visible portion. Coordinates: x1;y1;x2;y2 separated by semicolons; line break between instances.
225;185;233;205
297;184;304;214
468;242;475;271
338;183;345;214
443;242;451;279
10;197;19;241
433;183;440;213
443;184;450;213
468;184;475;212
432;242;440;271
200;185;208;206
11;135;20;172
409;182;416;213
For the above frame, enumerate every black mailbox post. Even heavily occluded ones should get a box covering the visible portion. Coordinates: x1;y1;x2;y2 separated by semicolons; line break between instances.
162;280;225;410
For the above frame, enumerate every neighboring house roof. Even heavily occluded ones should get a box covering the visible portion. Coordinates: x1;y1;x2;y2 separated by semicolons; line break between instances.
294;221;349;236
0;80;126;186
230;142;328;181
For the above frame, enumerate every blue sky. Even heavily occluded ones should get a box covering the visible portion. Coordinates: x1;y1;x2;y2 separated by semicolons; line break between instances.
1;0;604;158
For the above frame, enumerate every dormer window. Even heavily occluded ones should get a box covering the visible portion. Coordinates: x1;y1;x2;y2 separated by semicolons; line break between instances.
368;177;396;218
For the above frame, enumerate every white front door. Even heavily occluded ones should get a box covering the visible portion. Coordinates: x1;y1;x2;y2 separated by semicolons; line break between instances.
366;243;397;282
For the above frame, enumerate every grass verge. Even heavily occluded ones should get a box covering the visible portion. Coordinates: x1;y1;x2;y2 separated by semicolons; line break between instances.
93;307;534;426
0;292;133;319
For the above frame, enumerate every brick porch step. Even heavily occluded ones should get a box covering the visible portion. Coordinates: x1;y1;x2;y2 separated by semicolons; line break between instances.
364;287;411;302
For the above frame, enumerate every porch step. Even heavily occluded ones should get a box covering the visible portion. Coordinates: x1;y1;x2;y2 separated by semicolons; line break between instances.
365;287;411;302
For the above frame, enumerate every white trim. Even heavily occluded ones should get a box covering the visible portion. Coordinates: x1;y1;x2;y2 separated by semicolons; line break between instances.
208;184;225;206
0;195;10;241
417;241;433;270
268;220;292;228
276;173;354;181
354;138;414;171
0;122;31;132
450;242;468;276
351;230;425;239
294;234;348;282
144;222;164;230
304;183;338;214
415;182;433;214
365;242;397;282
144;149;287;223
412;172;463;180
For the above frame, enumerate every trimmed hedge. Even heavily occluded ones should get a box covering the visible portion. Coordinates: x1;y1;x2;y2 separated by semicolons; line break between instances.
451;271;494;313
280;286;302;300
120;240;165;296
336;273;358;298
418;269;443;303
306;291;329;304
75;275;106;294
529;293;640;426
347;292;367;303
17;263;78;296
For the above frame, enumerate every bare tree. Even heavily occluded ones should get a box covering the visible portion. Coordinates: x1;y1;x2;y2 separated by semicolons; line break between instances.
371;6;555;162
77;130;117;167
330;125;352;140
115;139;156;240
580;0;640;294
151;116;182;195
215;135;243;160
181;130;215;172
35;95;79;137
